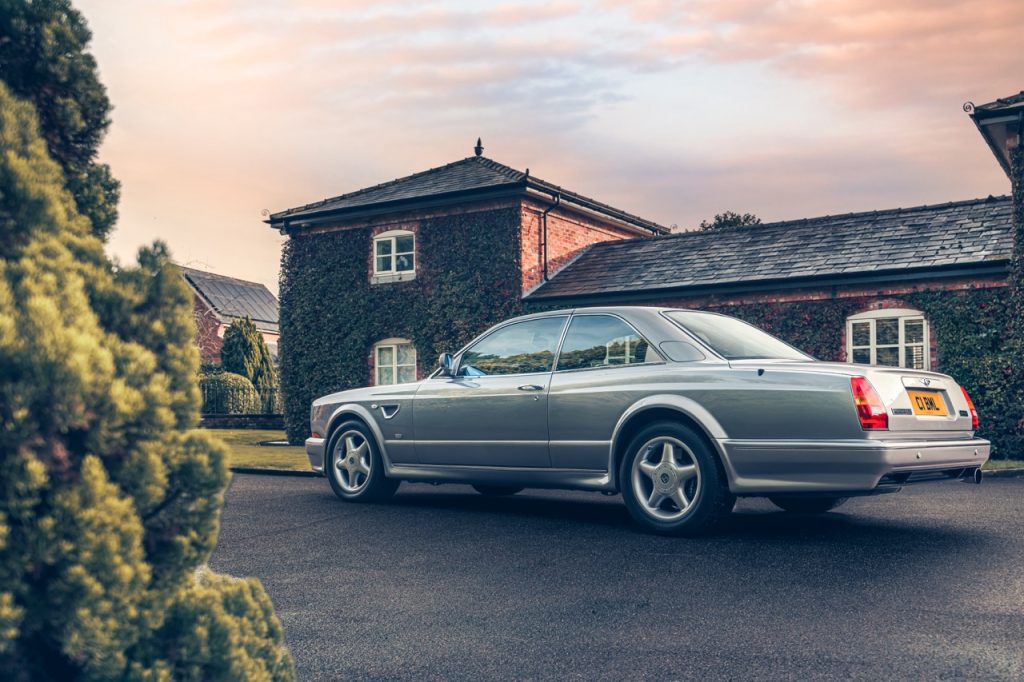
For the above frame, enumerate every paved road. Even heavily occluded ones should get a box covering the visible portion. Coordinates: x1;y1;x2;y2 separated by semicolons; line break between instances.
210;474;1024;681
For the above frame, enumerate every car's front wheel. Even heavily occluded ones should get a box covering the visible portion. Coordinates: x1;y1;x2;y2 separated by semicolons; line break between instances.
619;421;734;536
326;420;399;502
768;496;847;513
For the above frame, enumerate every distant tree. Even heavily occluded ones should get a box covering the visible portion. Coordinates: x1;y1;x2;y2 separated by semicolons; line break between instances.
0;0;120;240
220;317;278;410
0;83;293;679
699;211;762;231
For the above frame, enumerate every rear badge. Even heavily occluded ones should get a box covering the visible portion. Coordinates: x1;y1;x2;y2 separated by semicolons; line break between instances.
891;408;913;415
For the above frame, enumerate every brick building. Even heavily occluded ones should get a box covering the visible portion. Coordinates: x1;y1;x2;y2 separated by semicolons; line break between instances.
181;266;280;363
270;139;1018;449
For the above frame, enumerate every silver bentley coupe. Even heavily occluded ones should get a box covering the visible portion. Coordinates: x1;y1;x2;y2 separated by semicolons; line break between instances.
305;307;989;535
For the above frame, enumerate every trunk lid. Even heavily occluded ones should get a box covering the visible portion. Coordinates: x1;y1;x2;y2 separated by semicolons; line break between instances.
728;360;975;434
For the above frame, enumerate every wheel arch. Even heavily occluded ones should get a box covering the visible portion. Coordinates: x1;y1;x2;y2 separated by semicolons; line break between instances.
324;404;392;469
609;396;735;492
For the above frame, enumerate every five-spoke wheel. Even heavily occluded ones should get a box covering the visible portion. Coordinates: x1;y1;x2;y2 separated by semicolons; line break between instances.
326;420;399;502
631;437;702;522
620;421;734;535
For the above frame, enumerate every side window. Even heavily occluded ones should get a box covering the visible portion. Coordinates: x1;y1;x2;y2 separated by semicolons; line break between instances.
557;315;653;371
459;317;567;376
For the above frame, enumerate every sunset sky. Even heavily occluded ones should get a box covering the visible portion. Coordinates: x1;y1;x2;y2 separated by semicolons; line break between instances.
77;0;1022;293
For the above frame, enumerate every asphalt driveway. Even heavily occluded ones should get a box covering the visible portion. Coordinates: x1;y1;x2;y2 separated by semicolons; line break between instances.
210;475;1024;681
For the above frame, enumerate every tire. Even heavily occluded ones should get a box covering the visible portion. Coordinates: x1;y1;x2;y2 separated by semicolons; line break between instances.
472;484;524;497
326;420;399;503
619;421;734;536
768;496;847;514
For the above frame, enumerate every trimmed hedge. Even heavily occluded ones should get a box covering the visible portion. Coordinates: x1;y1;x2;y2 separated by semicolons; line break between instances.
279;207;525;443
199;371;261;415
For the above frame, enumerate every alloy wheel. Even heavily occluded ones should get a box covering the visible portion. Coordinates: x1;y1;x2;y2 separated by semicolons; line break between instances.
332;429;372;493
631;436;703;521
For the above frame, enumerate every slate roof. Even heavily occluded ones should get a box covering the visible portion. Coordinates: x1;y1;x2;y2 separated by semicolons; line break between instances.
526;196;1013;303
181;267;280;333
267;155;667;235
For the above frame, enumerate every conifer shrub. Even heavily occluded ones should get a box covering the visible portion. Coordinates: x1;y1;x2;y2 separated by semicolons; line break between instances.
0;82;294;680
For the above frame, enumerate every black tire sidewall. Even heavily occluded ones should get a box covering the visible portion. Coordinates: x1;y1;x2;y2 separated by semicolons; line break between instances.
326;420;397;502
618;421;731;535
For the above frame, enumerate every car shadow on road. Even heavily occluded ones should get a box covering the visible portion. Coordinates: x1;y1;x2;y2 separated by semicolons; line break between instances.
384;486;987;549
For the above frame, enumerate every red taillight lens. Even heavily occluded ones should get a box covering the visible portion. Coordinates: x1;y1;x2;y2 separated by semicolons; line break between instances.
960;386;979;430
851;376;888;430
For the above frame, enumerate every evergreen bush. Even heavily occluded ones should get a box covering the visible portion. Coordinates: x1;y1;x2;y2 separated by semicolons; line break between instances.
0;82;293;679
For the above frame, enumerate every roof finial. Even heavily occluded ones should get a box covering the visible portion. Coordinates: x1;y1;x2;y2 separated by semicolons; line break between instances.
474;137;483;157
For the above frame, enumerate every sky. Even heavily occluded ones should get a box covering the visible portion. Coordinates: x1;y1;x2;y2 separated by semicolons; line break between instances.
78;0;1022;294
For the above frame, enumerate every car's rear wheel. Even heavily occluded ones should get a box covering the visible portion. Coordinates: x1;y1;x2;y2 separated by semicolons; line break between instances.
619;421;734;536
326;420;398;502
768;496;847;513
472;484;524;497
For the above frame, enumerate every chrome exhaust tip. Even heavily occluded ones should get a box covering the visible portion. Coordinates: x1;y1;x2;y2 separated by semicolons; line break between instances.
974;467;983;485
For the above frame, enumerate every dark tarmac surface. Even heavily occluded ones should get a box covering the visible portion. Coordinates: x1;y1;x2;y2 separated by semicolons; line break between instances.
210;474;1024;681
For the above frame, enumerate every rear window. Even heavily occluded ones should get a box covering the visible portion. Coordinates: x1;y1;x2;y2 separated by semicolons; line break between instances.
664;311;812;361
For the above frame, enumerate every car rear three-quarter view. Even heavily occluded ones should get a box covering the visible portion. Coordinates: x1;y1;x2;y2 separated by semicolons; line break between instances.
304;306;990;535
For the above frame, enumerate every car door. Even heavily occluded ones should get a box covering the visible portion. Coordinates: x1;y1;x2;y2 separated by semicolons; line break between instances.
548;313;665;470
413;316;568;467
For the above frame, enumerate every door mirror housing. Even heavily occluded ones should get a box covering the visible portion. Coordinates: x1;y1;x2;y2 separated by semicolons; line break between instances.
438;352;455;377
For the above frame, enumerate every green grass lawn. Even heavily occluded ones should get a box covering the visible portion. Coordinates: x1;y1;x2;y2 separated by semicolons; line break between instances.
983;458;1024;470
208;429;310;471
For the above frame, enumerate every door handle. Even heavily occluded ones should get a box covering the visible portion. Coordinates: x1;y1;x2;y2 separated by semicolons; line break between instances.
517;384;544;391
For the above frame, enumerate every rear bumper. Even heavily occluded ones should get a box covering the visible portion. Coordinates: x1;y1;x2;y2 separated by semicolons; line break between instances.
718;437;990;495
305;437;326;474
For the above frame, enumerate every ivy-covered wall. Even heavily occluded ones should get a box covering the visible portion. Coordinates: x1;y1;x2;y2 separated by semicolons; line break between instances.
278;206;525;443
705;287;1022;458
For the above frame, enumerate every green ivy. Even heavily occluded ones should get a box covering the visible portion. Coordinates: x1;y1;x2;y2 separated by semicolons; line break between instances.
278;207;524;443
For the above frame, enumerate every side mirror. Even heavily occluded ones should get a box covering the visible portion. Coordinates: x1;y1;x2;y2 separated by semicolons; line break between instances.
438;352;455;377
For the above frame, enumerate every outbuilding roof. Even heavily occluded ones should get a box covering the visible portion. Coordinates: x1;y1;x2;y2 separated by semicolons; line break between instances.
181;266;280;333
526;195;1013;304
267;154;668;235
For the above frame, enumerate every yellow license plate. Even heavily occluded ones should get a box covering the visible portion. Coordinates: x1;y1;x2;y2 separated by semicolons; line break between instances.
907;390;948;416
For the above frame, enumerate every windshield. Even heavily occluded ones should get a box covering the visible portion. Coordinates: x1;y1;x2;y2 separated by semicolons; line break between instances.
664;311;813;361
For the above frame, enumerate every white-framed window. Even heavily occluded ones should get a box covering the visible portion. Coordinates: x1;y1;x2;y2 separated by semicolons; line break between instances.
846;308;929;370
374;338;417;385
373;230;415;276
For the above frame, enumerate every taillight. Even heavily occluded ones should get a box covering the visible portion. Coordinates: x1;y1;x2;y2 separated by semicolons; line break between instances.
960;386;979;430
851;377;888;430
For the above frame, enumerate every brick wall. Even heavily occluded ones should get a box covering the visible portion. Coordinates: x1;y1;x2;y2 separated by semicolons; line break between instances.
519;198;643;294
640;275;1007;371
193;295;224;363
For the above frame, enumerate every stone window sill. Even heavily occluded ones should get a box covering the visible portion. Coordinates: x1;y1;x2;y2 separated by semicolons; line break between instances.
371;271;417;285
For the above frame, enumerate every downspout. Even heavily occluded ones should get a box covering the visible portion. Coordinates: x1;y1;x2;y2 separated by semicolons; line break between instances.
540;193;561;282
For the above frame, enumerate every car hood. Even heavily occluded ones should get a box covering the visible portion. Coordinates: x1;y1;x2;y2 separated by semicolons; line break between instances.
313;381;424;407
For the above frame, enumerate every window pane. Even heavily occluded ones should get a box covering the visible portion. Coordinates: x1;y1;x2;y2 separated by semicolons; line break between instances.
876;346;899;367
665;311;811;360
905;319;924;344
395;235;414;254
375;239;392;255
376;256;392;272
905;345;925;369
851;322;870;347
397;366;416;383
876;318;899;345
395;254;414;272
396;343;415;365
460;317;567;376
558;315;650;371
377;345;394;366
852;348;870;364
377;367;394;385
